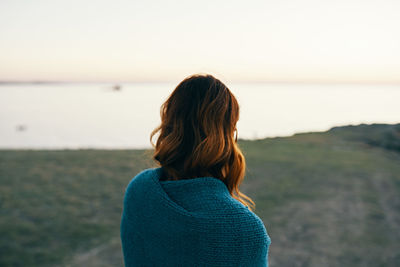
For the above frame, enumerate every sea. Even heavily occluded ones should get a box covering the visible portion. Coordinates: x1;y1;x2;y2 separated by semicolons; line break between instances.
1;82;399;149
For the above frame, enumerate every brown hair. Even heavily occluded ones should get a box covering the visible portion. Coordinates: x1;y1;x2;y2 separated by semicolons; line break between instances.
150;74;255;211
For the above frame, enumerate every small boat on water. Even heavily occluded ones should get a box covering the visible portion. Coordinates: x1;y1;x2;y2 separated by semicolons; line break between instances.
112;84;122;91
16;124;27;132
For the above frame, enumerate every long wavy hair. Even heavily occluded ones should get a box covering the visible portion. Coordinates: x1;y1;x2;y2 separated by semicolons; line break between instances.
150;74;256;211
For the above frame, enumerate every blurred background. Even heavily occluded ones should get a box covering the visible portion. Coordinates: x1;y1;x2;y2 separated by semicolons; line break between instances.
0;0;399;266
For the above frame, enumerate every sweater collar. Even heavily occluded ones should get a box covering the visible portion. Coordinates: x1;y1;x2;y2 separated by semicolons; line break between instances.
149;167;231;212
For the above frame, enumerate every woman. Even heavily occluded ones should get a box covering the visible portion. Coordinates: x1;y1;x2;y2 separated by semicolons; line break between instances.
120;74;271;266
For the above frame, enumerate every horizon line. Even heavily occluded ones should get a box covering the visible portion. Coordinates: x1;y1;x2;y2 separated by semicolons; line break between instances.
1;79;400;86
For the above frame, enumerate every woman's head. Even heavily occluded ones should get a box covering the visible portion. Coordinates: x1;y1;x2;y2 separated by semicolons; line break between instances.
150;73;255;211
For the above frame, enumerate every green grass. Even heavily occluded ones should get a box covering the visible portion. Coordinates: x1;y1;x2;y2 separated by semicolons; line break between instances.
0;123;399;267
0;149;155;266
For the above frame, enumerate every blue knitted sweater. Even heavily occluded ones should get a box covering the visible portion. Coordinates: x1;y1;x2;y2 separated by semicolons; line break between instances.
120;167;271;266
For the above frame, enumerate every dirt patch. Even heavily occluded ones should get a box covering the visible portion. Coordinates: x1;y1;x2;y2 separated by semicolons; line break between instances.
265;176;368;267
62;237;123;267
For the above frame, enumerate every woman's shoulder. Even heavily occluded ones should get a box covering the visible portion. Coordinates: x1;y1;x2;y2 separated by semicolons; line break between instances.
123;168;158;200
223;200;271;245
245;210;271;245
126;167;157;187
202;201;271;257
235;209;272;251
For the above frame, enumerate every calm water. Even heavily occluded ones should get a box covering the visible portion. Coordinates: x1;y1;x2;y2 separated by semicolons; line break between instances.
1;82;399;149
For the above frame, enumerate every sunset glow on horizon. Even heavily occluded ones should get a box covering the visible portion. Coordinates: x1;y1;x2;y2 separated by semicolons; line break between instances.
1;0;400;83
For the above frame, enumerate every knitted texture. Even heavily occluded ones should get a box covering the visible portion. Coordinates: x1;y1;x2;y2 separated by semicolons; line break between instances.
120;167;271;266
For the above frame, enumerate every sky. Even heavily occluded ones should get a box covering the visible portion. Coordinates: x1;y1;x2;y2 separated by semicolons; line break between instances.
0;0;400;83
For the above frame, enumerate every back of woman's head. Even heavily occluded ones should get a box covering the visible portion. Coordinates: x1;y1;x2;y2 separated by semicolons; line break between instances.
150;73;255;211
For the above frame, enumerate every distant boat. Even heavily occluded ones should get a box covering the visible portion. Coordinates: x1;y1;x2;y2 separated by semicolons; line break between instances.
16;124;27;132
112;84;122;91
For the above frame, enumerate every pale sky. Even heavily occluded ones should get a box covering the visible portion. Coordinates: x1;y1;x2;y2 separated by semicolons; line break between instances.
0;0;399;83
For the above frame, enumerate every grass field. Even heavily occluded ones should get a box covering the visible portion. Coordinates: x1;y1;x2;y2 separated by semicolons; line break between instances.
1;123;399;266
